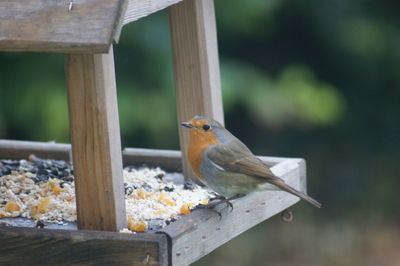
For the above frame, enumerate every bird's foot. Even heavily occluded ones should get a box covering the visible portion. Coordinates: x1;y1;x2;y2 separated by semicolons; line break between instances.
193;203;223;218
194;194;246;217
208;195;226;202
225;194;246;211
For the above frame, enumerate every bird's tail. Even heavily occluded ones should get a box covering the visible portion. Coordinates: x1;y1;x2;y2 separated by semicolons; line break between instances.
269;178;321;208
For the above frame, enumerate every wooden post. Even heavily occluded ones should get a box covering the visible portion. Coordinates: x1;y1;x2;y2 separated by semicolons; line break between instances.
169;0;224;182
64;47;126;231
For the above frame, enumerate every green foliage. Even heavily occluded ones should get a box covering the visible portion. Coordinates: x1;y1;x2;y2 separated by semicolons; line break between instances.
222;61;345;128
215;0;281;35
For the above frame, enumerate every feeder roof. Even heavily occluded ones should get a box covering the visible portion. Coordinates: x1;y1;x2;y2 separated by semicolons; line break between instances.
0;0;182;53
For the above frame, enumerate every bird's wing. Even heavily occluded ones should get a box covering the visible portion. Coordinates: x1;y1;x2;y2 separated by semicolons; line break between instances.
206;143;277;180
207;141;321;208
206;143;322;208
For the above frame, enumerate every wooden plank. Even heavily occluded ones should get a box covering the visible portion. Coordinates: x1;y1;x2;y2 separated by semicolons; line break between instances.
168;0;224;183
0;140;70;161
0;139;295;169
123;0;183;25
0;0;127;53
0;226;168;265
123;148;181;171
64;48;126;231
0;0;222;53
0;139;297;168
161;158;305;266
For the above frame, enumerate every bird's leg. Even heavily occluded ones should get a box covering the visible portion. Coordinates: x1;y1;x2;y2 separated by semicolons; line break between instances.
227;194;246;200
193;196;230;218
199;194;246;211
193;201;223;218
193;194;246;219
224;194;246;211
208;195;226;202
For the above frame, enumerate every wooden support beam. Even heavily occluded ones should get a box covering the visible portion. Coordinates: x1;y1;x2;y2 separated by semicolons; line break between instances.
169;0;224;183
123;148;182;172
124;0;183;25
0;226;168;265
64;48;126;231
0;140;71;161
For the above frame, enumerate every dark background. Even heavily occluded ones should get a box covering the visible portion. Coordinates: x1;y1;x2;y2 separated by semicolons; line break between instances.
1;0;399;265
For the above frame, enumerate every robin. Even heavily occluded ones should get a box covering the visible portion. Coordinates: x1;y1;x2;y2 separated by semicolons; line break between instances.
181;116;321;208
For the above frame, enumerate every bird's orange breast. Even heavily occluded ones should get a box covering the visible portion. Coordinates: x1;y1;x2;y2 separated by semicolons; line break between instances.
187;130;218;177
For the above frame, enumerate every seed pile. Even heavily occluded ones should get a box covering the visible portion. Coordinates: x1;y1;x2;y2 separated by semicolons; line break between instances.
0;157;213;232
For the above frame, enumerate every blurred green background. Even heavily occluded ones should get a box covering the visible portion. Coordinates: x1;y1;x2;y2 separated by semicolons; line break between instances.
1;0;399;265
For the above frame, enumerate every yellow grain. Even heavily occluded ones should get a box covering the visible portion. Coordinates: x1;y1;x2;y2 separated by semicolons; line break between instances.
159;192;175;206
5;201;21;212
180;203;195;215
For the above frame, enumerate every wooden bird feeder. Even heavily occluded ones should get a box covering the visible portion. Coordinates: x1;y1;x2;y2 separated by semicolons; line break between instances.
0;0;308;265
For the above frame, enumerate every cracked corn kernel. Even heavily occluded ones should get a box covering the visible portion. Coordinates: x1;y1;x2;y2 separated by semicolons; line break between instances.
63;196;74;202
48;181;62;195
38;197;51;213
127;217;147;232
31;197;51;218
5;201;20;212
159;192;175;206
52;185;62;195
135;189;153;199
180;203;195;215
200;199;209;205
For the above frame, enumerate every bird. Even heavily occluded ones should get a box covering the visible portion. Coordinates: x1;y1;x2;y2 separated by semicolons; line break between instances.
181;116;321;208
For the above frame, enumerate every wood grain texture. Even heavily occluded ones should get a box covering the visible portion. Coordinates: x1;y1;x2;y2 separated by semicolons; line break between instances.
0;139;293;169
169;0;224;184
123;148;182;171
124;0;182;25
161;158;305;266
0;0;127;53
0;226;168;265
0;140;71;161
65;48;126;231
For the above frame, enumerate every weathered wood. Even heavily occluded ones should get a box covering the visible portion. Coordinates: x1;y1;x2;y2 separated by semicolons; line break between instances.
124;0;182;25
0;226;168;265
0;0;214;53
65;48;126;231
169;0;224;184
123;148;181;171
161;158;305;266
0;0;127;53
0;139;295;167
0;217;77;230
0;140;70;161
0;139;292;168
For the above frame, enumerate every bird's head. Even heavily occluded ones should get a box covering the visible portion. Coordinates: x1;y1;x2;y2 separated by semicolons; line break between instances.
180;116;225;140
181;116;221;132
181;116;236;145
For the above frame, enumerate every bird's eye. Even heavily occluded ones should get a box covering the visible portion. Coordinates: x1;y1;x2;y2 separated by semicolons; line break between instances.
202;124;211;131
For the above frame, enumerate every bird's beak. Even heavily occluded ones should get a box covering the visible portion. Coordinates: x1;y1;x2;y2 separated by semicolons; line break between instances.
181;121;194;128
